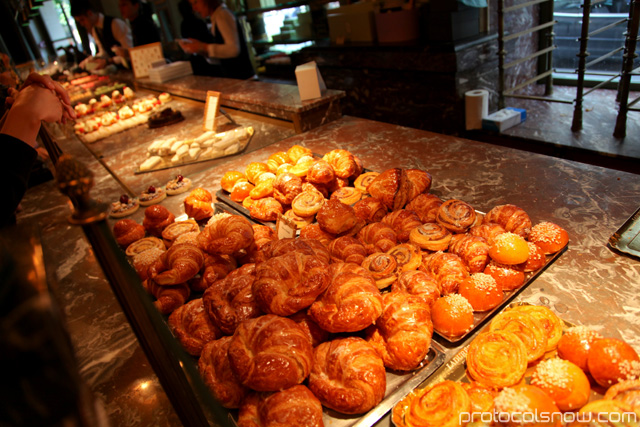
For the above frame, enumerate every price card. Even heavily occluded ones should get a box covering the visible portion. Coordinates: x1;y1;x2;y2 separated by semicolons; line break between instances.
276;214;296;239
203;90;221;131
129;42;164;79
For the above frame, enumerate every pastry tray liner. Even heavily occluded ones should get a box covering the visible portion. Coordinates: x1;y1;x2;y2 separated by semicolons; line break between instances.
608;205;640;259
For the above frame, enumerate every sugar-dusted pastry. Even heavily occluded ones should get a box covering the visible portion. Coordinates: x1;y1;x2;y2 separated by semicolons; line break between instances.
132;247;165;280
138;185;166;206
168;298;220;356
273;172;303;205
557;326;603;372
316;199;359;235
448;234;490;273
112;218;145;249
125;236;165;257
249;196;283;222
392;270;440;307
387;243;422;272
354;171;379;194
117;105;134;119
165;175;192;196
528;221;569;254
306;159;335;184
530;357;590;411
431;294;474;337
308;337;386;414
484;260;525;291
161;219;199;247
587;338;640;388
392;380;470;427
184;188;213;221
330;186;362;205
367;168;412;211
409;222;452;251
197;214;254;255
419;251;469;295
329;236;367;265
158;92;172;103
511;305;564;351
458;272;503;312
361;252;398;289
199;336;249;409
436;199;477;234
493;385;560;425
490;310;548;363
519;241;546;272
357;222;398;255
221;171;247;193
237;385;323;427
353;196;388;224
142;204;175;238
382;209;423;242
291;189;325;218
466;330;528;389
109;194;139;218
483;204;532;238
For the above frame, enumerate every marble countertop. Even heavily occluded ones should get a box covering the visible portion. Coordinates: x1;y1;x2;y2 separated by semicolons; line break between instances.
16;115;640;426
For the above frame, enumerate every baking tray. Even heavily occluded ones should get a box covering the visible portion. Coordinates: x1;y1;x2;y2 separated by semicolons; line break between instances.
608;205;640;259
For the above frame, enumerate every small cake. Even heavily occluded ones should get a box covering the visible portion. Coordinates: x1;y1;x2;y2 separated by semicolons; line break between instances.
530;358;591;411
74;103;89;117
148;107;184;128
112;90;125;103
118;105;134;120
165;175;192;196
139;185;167;206
158;92;172;103
431;293;475;337
123;86;135;99
557;326;603;372
109;194;140;218
587;338;640;388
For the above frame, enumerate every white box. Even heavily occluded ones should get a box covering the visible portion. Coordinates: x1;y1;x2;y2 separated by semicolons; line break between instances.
482;107;526;132
295;61;326;101
148;61;193;83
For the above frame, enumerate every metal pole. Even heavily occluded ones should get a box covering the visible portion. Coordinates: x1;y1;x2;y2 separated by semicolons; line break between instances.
498;0;506;109
614;0;639;138
572;0;593;131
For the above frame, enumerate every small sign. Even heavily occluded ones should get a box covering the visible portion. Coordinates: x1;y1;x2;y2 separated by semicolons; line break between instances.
276;214;296;239
295;61;326;101
203;90;221;131
129;42;164;79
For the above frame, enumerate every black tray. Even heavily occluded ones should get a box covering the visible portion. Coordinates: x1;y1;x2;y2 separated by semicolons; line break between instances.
608;205;640;259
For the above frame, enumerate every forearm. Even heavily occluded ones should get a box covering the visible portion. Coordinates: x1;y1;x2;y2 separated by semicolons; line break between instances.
1;106;41;147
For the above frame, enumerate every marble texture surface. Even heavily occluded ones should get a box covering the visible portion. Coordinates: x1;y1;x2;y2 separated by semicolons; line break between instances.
16;112;640;426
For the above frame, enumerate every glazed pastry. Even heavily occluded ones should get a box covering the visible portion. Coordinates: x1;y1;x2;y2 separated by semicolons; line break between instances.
249;197;283;222
353;196;388;224
266;151;290;173
199;336;249;409
461;382;498;418
161;219;199;247
528;221;569;254
361;252;398;289
258;237;331;266
276;163;292;176
138;185;166;207
387;243;422;272
316;199;358;235
326;176;349;193
567;399;638;427
354;171;379;194
556;326;603;372
322;149;357;179
125;236;165;257
405;169;432;202
227;314;313;392
419;251;470;295
236;224;277;265
242;195;254;210
409;222;452;251
366;290;433;371
604;379;640;409
184;188;214;221
309;262;383;333
357;222;398;254
286;144;313;163
289;155;315;177
273;172;303;205
132;247;165;280
253;251;331;316
197;215;254;255
382;209;423;242
448;234;490;273
113;218;145;249
511;305;563;351
203;263;260;335
469;222;507;245
436;199;477;233
168;298;220;356
147;242;205;285
530;358;590;411
189;252;237;292
308;337;386;414
466;330;528;389
483;204;532;238
587;338;640;387
405;193;443;224
330;186;362;205
392;380;471;427
484;260;526;291
289;311;330;347
493;385;560;425
249;180;274;199
165;175;192;196
299;224;335;248
221;171;247;193
255;172;275;186
488;231;530;265
302;181;329;198
329;236;367;265
489;310;548;363
392;270;440;307
291;190;325;217
109;194;139;218
367;168;413;211
458;273;503;312
237;385;323;427
143;204;176;238
520;241;546;272
143;279;190;314
352;155;364;179
245;162;270;184
283;208;314;229
431;294;475;337
230;181;254;202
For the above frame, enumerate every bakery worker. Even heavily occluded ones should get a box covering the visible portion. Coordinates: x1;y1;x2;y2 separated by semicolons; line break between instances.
118;0;161;47
178;0;255;80
70;0;133;70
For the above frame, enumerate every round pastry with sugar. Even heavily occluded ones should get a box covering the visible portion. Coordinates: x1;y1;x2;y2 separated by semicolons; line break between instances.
431;293;474;337
488;232;529;265
528;221;569;254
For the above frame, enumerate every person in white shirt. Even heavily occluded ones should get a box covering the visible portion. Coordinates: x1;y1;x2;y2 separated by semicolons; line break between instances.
71;0;133;70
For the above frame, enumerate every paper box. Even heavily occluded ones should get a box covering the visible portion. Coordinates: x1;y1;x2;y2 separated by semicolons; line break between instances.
295;61;326;101
482;107;527;132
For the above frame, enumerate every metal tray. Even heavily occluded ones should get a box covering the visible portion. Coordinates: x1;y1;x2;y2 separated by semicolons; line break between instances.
608;205;640;259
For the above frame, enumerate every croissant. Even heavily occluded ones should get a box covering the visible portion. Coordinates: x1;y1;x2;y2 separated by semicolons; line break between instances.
113;218;145;249
361;253;398;289
227;314;313;391
221;171;248;193
132;247;165;281
329;236;367;265
147;243;205;285
237;224;277;265
309;262;383;333
406;193;443;223
366;290;433;371
419;251;470;295
405;169;432;202
142;279;190;314
483;204;532;238
353;196;388;224
253;251;331;316
199;336;249;409
286;144;313;163
357;222;398;255
326;176;349;193
203;263;261;335
245;162;271;184
316;199;359;235
392;270;440;307
436;199;477;234
448;234;490;273
259;237;331;264
237;385;323;427
161;219;199;247
308;337;386;414
197;215;254;255
273;172;303;205
306;159;335;184
382;209;423;242
189;252;237;292
289;311;330;347
168;298;221;356
469;222;507;245
184;188;213;221
299;224;335;248
367;168;413;211
249;196;283;222
266;151;291;173
143;204;176;238
322;149;357;179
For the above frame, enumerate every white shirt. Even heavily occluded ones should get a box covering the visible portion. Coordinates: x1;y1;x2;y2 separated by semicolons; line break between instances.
206;4;241;59
91;13;133;58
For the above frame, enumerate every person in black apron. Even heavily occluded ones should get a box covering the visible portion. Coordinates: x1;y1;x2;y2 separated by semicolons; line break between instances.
178;0;255;79
118;0;161;47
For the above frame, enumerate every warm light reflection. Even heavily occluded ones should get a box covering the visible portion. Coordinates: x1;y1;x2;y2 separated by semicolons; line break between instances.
138;381;150;391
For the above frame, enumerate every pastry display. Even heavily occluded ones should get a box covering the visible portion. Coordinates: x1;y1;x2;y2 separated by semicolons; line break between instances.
109;194;140;218
148;107;184;128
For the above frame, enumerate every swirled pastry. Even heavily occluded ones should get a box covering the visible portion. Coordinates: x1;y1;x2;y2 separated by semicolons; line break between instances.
237;385;324;427
316;199;358;235
448;234;490;273
245;162;271;184
113;219;145;249
266;151;290;173
197;215;254;255
259;238;331;264
322;149;357;179
189;252;237;292
387;243;422;272
161;219;199;247
330;186;362;205
354;171;379;194
353;196;388;224
466;330;528;389
357;222;398;254
436;199;477;233
469;222;506;245
409;222;452;251
366;290;433;370
461;382;498;417
392;380;471;427
405;193;443;224
203;263;260;335
419;251;470;295
392;270;440;307
273;172;303;205
367;168;413;211
604;379;640;409
228;314;313;392
382;209;423;242
291;190;325;217
308;337;386;414
147;243;205;285
306;159;335;184
286;144;313;163
143;204;176;238
309;262;383;333
199;336;249;409
168;298;221;356
299;224;335;248
143;279;190;314
489;310;548;363
405;169;432;202
483;204;532;238
253;251;330;316
184;188;214;221
126;236;165;257
511;305;563;351
361;252;398;289
249;197;283;222
329;236;367;265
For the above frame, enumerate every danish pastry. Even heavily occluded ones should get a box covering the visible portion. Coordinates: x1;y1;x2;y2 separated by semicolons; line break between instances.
273;172;303;205
511;305;563;351
382;209;423;242
392;380;470;427
161;219;199;247
469;222;507;245
249;196;283;222
316;199;358;235
448;234;490;273
419;251;469;295
299;224;335;248
354;171;379;194
322;149;357;179
125;236;165;257
361;252;399;289
489;310;548;363
604;379;640;409
306;159;335;184
387;243;422;272
367;168;412;211
405;169;432;202
132;247;165;280
189;252;237;292
436;199;477;234
409;222;452;251
353;196;388;224
330;186;362;205
283;208;314;229
147;242;205;285
466;330;528;389
259;238;331;264
291;190;325;218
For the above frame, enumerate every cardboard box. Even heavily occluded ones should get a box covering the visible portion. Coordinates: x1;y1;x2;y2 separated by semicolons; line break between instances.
295;61;326;101
327;3;376;43
482;107;527;132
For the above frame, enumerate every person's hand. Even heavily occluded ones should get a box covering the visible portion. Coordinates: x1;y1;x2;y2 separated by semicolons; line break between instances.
92;58;108;70
12;85;64;123
7;73;75;123
178;38;207;55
